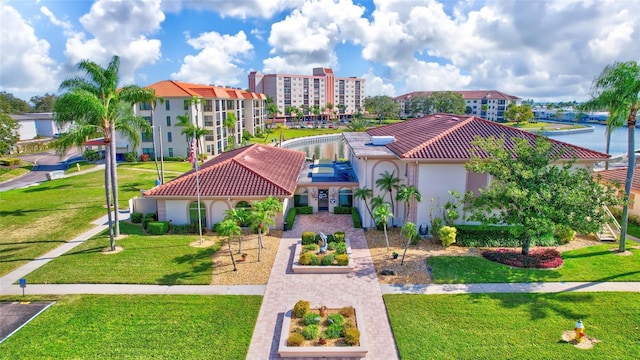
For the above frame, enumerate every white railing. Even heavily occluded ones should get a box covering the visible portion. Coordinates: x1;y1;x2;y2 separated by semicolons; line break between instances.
281;133;344;149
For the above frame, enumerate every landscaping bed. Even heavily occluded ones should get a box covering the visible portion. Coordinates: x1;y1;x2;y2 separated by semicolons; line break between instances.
292;238;354;273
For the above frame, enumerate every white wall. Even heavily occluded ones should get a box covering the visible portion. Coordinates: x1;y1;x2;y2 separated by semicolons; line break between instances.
416;164;468;229
164;200;191;224
18;120;37;140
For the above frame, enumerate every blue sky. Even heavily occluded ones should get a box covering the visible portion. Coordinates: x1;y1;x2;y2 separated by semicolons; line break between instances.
1;0;639;104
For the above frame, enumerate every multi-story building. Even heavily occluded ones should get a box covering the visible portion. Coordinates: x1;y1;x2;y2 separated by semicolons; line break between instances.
248;68;365;119
118;80;267;159
394;90;521;122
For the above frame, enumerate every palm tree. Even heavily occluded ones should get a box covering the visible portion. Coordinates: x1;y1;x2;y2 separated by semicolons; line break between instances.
224;207;249;253
370;195;385;214
265;96;279;133
589;61;640;252
396;185;422;223
376;170;401;227
177;113;208;159
275;123;287;147
326;102;334;123
293;107;303;129
400;222;418;265
579;90;626;170
312;104;321;126
224;112;237;148
373;202;393;252
354;187;374;228
135;88;164;182
250;196;283;261
345;112;368;132
217;219;241;271
285;105;296;126
53;55;150;250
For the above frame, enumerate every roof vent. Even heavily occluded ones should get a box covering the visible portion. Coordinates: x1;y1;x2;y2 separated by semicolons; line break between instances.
371;136;395;146
243;155;250;160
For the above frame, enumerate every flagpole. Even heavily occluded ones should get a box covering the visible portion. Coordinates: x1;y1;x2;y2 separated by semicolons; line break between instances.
192;129;204;244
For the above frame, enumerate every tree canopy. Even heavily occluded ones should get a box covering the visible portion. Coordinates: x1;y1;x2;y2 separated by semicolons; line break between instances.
364;95;401;119
465;136;622;255
0;113;20;154
428;91;466;114
504;104;534;123
0;92;30;114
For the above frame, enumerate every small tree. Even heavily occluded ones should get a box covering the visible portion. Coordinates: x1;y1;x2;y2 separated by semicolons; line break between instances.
250;197;283;261
224;207;249;253
396;185;422;223
224;112;237;148
0;113;19;155
376;170;401;227
217;219;241;271
373;202;393;252
400;222;418;265
354;187;374;227
465;135;622;255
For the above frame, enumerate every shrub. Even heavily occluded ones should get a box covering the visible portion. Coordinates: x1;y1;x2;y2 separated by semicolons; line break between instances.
0;158;20;166
293;300;310;318
83;149;100;162
333;206;352;214
339;306;355;318
333;231;346;243
455;224;555;247
299;252;313;265
296;206;313;215
327;242;337;251
301;231;316;245
324;323;343;339
286;208;297;229
142;217;151;230
439;226;457;246
320;254;335;265
554;224;576;244
287;333;304;346
344;328;360;346
431;217;443;241
325;234;334;243
302;325;320;340
351;208;362;228
410;233;421;245
314;233;323;243
309;254;321;266
124;151;137;162
327;313;345;326
130;212;143;223
303;312;322;325
302;244;318;252
144;212;157;220
336;254;349;266
147;221;169;235
335;242;347;255
170;223;197;234
481;248;563;268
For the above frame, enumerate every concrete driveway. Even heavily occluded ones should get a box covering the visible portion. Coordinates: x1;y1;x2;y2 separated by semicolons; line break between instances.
0;149;82;192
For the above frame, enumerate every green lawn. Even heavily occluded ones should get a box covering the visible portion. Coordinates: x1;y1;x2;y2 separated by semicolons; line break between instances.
385;292;640;360
505;121;586;130
0;295;262;359
25;222;219;285
118;160;193;174
429;244;640;284
0;168;178;277
64;160;97;174
0;162;33;181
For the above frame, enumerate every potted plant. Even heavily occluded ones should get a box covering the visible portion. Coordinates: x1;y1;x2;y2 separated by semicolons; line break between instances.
392;252;399;259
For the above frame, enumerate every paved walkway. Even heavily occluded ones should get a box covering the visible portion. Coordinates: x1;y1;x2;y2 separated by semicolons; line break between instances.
245;213;399;359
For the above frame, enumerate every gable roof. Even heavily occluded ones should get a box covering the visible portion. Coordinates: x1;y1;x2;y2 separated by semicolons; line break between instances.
596;167;640;192
366;113;609;161
394;90;520;101
143;144;305;198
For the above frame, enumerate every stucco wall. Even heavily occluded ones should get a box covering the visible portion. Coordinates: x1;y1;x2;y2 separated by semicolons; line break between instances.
416;164;468;229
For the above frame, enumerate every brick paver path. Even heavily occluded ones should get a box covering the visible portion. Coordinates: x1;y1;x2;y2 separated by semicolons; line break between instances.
246;212;399;359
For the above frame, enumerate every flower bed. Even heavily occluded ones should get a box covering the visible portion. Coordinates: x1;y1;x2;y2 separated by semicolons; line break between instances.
278;301;368;358
481;248;563;268
292;238;354;273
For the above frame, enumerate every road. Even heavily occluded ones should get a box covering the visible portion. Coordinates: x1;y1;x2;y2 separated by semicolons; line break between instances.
0;149;82;192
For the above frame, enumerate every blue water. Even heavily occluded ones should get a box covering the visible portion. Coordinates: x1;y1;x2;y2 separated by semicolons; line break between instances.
546;123;640;156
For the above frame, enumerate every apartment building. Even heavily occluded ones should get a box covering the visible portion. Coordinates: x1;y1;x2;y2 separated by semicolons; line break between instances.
394;90;521;122
117;80;267;159
248;68;365;119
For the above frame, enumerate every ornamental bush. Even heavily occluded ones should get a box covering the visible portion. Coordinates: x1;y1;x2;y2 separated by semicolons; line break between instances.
309;254;321;266
327;313;345;326
286;208;297;229
335;242;347;255
554;224;576;244
333;231;346;242
302;325;320;340
336;254;349;266
339;306;355;318
325;323;343;339
439;226;457;247
333;206;352;214
147;221;169;235
299;252;313;265
303;313;322;325
327;242;337;251
296;206;313;215
344;328;360;346
481;248;563;268
293;300;310;318
301;231;316;245
287;333;304;346
130;212;143;223
455;224;555;247
302;244;318;252
351;208;362;228
320;254;335;266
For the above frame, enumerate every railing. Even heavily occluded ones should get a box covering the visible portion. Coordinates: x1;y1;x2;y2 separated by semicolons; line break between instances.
280;133;344;149
603;205;622;233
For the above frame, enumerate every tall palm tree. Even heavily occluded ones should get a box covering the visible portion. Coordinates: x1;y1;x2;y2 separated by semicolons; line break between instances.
177;113;208;159
376;170;401;227
396;184;422;223
589;61;640;252
224;207;249;253
326;102;334;123
400;221;418;265
265;96;279;133
54;55;150;249
249;197;282;262
579;90;626;170
373;202;393;252
312;104;321;126
135;88;164;182
354;187;374;228
224;112;237;148
217;219;241;271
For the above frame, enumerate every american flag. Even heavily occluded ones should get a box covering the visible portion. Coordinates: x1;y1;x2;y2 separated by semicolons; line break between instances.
189;138;196;169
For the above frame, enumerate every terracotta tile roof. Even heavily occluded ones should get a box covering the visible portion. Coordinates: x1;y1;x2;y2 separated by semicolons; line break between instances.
143;144;306;198
366;113;610;161
596;167;640;192
394;90;520;101
145;80;260;100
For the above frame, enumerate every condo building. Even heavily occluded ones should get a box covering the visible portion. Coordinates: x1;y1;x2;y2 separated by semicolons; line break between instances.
248;68;365;119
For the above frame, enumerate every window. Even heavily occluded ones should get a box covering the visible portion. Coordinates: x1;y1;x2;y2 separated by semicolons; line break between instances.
184;100;189;110
141;117;153;142
165;100;170;110
294;189;309;207
339;189;353;207
168;148;173;157
139;102;151;110
204;116;213;127
235;201;252;209
189;201;206;227
167;132;172;142
142;148;154;156
166;116;171;126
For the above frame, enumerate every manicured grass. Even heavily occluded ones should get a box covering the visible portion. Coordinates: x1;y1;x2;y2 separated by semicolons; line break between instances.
505;121;586;130
0;168;178;277
429;244;640;284
25;223;219;285
626;222;640;239
64;160;97;174
0;162;33;181
0;295;262;359
385;292;640;360
118;160;193;173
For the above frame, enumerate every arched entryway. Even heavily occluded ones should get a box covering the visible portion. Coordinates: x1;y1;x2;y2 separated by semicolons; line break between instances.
189;201;206;228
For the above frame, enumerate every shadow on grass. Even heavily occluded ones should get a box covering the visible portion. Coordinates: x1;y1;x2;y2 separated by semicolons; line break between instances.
22;184;72;193
469;292;595;321
561;250;613;259
156;247;217;285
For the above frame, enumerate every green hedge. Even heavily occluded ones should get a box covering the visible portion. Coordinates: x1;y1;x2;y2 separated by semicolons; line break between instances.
351;208;362;228
333;231;345;243
295;206;313;215
333;206;352;214
171;223;198;234
455;225;556;247
302;231;316;245
130;212;143;223
286;208;297;229
0;158;21;166
147;221;170;235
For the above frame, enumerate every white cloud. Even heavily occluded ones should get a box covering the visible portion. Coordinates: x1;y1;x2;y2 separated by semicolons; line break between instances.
181;0;304;19
64;0;165;85
40;6;74;36
171;31;254;86
362;71;395;96
0;4;60;94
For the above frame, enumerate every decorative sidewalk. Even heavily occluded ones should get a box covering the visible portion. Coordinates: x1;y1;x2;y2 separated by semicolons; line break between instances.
245;212;399;359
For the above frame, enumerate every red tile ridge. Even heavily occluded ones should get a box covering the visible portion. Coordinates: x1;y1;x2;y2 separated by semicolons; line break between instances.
401;114;474;158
